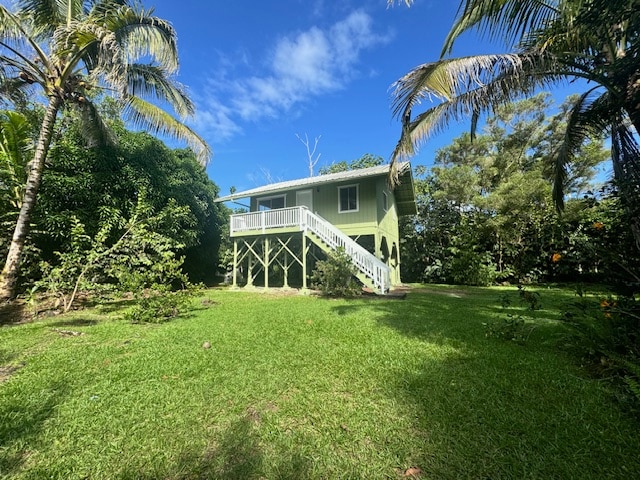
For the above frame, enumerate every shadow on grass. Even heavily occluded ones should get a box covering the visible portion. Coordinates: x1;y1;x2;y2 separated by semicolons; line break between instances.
47;318;98;328
0;300;31;326
330;285;640;478
118;416;311;480
0;382;68;476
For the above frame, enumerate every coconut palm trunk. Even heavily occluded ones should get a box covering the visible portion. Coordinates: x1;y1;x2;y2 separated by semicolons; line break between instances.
0;1;210;301
0;95;61;301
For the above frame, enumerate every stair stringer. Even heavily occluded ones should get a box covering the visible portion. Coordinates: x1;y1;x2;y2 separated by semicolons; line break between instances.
301;209;390;294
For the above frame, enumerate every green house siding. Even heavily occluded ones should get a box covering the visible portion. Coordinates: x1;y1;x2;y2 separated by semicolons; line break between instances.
250;178;379;231
245;176;403;285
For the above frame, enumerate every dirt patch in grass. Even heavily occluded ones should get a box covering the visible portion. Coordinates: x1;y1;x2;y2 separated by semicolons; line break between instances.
0;363;24;383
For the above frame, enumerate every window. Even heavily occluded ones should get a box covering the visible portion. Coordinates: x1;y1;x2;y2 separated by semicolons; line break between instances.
338;185;358;213
383;192;389;212
257;195;285;211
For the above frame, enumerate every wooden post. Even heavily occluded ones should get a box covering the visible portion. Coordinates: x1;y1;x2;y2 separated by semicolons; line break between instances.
302;233;307;289
283;250;289;288
232;239;238;287
264;236;270;288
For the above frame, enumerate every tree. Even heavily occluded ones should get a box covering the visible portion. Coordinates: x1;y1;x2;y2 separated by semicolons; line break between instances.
296;133;321;177
388;0;640;220
19;108;225;287
318;153;384;175
401;94;608;284
0;0;210;300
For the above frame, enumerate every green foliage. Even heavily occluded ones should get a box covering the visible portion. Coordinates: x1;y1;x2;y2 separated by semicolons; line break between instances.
311;247;361;296
124;286;198;324
401;94;612;286
35;194;192;313
449;249;497;287
484;314;529;343
318;153;383;175
562;289;640;407
3;106;227;289
518;285;541;310
485;286;540;343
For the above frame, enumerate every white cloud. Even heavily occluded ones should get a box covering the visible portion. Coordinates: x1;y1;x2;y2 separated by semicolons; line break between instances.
194;10;390;143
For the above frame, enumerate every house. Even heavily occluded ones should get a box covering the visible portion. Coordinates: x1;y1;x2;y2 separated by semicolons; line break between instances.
215;162;416;294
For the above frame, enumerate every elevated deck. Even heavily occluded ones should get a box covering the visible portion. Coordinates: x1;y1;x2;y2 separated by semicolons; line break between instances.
229;207;390;293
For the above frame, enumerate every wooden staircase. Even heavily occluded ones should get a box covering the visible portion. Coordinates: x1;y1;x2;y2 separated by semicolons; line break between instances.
230;207;391;294
301;210;390;294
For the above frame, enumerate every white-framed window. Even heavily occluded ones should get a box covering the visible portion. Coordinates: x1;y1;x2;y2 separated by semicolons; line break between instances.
383;191;389;212
257;194;285;211
338;184;359;213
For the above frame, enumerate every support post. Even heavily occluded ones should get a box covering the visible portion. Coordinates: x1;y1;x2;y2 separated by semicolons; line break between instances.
264;236;270;288
232;239;238;287
302;233;308;290
283;250;289;288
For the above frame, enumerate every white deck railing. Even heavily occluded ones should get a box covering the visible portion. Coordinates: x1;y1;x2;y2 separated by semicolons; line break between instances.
230;207;390;293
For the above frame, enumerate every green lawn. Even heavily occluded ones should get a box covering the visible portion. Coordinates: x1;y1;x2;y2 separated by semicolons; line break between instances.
1;285;639;479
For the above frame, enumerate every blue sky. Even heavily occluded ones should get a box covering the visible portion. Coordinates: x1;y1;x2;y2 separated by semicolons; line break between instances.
0;0;595;194
147;0;516;196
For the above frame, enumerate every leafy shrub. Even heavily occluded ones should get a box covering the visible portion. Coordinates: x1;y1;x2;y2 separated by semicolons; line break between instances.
484;314;529;343
311;247;361;297
124;286;197;324
34;195;193;315
518;285;541;310
485;286;541;343
450;250;497;286
562;289;640;407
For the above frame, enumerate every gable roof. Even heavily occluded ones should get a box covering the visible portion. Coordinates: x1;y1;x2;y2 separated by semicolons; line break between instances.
215;161;417;215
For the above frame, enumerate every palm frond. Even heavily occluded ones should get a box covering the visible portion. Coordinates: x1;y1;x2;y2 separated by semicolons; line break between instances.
611;122;640;187
125;64;194;118
124;96;211;165
391;52;560;119
73;97;117;148
0;5;29;42
552;88;605;209
0;6;55;75
0;73;32;106
442;0;560;56
95;4;179;73
390;51;565;174
16;0;85;36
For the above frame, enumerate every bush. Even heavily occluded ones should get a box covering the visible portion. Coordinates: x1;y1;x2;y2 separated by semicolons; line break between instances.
562;289;640;408
311;247;361;297
124;286;197;324
450;250;497;286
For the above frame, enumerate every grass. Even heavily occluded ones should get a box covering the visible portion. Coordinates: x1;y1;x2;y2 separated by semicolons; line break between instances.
0;284;639;479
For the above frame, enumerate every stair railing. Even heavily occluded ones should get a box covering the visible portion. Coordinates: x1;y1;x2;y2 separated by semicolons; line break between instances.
229;206;390;293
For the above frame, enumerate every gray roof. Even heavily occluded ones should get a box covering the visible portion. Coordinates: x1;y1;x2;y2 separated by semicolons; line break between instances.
216;161;417;215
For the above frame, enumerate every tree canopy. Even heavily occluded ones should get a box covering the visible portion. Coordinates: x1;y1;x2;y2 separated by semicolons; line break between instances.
0;0;211;299
389;0;640;216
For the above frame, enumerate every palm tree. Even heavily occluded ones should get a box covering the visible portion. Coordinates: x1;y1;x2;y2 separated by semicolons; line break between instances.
0;0;211;300
389;0;640;217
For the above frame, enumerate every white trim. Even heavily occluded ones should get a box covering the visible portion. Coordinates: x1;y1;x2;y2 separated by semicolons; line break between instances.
216;161;412;203
338;184;359;213
257;194;286;211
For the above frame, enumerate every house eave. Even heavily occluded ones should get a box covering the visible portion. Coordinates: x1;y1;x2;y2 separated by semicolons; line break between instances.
215;162;415;204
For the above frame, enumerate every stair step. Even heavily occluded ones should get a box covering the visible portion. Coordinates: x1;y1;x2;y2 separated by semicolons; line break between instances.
305;231;385;294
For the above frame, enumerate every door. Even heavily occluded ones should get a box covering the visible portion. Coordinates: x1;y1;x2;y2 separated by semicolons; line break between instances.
296;189;313;211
